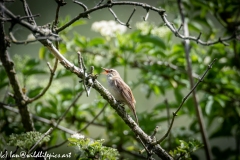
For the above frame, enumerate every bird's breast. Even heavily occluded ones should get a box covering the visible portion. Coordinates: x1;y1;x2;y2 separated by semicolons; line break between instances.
107;79;125;102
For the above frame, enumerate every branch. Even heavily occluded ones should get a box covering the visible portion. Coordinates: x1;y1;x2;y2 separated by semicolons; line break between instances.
0;103;76;134
33;39;172;159
27;61;58;103
95;0;104;7
177;1;212;160
28;127;53;153
73;0;88;11
78;102;108;133
0;4;61;41
160;14;235;46
165;99;172;150
152;58;217;145
108;7;128;28
0;4;34;131
55;1;235;45
56;1;165;33
52;90;84;132
45;102;108;151
20;0;36;25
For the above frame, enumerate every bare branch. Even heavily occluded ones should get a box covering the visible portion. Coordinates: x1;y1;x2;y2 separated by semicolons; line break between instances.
20;0;36;25
0;4;61;41
108;7;128;27
1;103;76;134
26;60;58;103
78;52;89;96
96;0;104;7
78;102;108;133
55;1;234;45
45;102;108;151
150;126;159;139
152;58;217;145
53;90;84;132
126;7;136;28
143;8;149;21
56;1;165;33
73;0;88;11
177;1;212;160
161;14;235;46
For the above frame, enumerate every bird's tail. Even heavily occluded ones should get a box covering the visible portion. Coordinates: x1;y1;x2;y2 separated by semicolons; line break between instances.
130;104;139;125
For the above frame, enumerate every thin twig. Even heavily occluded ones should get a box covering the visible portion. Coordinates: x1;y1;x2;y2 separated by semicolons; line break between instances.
1;4;61;41
52;90;84;133
150;126;159;139
121;147;146;159
73;0;88;11
1;103;76;134
126;7;136;28
20;14;40;20
151;58;217;145
77;51;83;71
20;0;36;25
138;135;151;155
143;8;149;21
73;0;89;18
44;139;68;151
96;0;104;7
177;24;183;32
78;52;89;96
165;99;171;150
177;1;212;160
52;2;61;31
27;60;58;103
45;102;108;151
108;7;127;26
28;127;53;153
78;102;108;133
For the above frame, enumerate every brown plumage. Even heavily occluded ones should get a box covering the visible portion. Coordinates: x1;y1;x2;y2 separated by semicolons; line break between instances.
102;68;139;125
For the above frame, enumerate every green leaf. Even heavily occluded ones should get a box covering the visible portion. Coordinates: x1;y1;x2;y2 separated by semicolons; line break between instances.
27;86;44;97
88;37;105;47
137;34;166;50
39;47;47;59
71;20;86;27
174;89;183;103
205;96;214;115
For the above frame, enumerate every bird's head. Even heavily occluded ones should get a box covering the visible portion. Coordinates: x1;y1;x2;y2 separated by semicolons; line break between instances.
102;68;120;78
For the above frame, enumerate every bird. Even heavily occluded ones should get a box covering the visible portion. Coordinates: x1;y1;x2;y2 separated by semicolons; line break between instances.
102;68;139;125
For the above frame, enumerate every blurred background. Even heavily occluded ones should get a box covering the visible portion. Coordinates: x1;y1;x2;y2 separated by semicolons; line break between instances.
1;0;239;160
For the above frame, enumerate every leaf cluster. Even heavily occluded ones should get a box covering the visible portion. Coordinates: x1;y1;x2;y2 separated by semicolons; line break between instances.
68;136;119;160
7;131;50;150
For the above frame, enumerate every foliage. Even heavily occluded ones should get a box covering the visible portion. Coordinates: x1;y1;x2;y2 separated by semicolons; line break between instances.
7;131;50;150
169;139;203;160
68;134;119;160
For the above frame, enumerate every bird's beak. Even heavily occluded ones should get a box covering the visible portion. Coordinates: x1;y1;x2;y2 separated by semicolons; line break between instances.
101;67;109;75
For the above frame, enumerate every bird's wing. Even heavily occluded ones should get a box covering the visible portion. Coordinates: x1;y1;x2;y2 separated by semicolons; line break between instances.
114;77;136;104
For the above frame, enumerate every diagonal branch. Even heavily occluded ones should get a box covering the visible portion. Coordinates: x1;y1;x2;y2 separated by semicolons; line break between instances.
151;58;217;145
52;90;84;133
27;61;58;103
28;127;53;153
33;38;173;159
176;1;212;160
0;103;76;134
45;102;108;151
